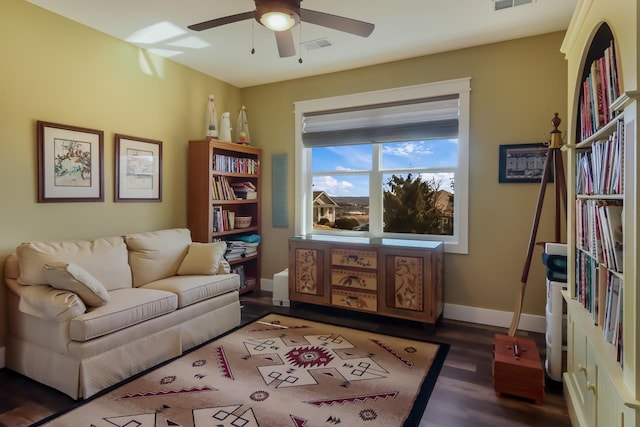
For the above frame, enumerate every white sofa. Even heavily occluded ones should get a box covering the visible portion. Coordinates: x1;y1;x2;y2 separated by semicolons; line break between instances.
3;228;242;399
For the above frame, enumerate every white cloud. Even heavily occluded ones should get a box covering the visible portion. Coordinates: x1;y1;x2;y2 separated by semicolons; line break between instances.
382;142;434;158
313;176;354;195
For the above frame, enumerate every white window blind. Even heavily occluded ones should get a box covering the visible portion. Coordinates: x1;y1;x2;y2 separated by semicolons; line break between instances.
301;95;459;147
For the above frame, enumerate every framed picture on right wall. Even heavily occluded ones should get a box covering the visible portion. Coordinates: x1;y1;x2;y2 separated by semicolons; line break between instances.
498;142;551;183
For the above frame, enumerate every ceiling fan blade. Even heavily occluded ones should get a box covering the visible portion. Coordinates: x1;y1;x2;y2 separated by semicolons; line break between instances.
275;30;296;57
300;9;374;37
188;11;254;31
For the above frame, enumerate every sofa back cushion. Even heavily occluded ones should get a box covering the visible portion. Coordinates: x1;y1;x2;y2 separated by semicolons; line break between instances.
125;228;191;287
16;236;131;291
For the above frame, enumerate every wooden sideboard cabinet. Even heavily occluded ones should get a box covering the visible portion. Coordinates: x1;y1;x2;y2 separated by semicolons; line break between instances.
288;236;444;325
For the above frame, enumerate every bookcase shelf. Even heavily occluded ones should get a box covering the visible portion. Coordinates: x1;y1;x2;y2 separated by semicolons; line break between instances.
187;139;261;294
562;4;639;425
211;226;259;238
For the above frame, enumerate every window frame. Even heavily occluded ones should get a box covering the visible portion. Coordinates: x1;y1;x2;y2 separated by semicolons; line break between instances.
294;78;470;254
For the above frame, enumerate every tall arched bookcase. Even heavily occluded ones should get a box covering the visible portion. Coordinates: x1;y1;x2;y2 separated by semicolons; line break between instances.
561;1;639;426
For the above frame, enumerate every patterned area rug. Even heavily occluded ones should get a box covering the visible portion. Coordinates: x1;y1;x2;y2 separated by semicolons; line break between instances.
36;314;448;427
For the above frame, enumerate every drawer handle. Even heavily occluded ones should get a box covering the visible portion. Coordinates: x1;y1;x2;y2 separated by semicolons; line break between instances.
578;364;587;374
587;382;597;393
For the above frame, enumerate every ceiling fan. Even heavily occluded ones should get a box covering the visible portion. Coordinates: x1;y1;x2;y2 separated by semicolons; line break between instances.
188;0;375;58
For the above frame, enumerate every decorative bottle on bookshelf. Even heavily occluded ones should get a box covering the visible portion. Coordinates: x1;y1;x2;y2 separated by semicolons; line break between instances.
562;7;639;426
187;139;261;294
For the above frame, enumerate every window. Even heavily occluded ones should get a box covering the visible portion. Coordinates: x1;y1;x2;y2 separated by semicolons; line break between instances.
294;78;470;254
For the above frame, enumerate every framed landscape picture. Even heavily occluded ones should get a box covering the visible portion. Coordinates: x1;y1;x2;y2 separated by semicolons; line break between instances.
498;143;551;183
115;134;162;202
37;121;104;203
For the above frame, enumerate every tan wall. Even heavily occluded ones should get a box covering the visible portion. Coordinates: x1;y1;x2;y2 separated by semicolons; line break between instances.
0;2;241;347
242;31;568;319
0;2;568;351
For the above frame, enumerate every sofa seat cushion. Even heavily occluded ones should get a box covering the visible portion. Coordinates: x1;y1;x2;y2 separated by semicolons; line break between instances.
140;274;239;309
16;236;131;291
69;288;178;342
125;229;192;287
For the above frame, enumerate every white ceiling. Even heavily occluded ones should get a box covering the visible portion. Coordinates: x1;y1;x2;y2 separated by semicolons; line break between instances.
26;0;578;88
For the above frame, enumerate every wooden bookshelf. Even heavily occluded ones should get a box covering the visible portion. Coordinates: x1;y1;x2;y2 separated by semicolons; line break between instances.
187;139;261;294
562;4;640;425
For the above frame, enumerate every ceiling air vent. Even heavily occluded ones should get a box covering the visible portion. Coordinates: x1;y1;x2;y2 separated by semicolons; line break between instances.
302;38;333;51
493;0;534;11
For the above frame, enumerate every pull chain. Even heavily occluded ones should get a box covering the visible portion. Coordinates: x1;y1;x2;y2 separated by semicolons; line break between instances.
298;22;303;64
251;20;255;54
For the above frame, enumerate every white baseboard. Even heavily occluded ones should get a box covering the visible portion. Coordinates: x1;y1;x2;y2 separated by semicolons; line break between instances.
255;279;545;334
0;346;5;368
444;303;546;334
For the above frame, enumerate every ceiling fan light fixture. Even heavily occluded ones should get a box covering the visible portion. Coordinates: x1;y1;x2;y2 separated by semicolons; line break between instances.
259;9;298;31
255;0;301;31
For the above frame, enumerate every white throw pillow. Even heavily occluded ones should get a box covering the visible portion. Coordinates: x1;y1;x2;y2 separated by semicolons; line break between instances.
178;242;227;276
44;261;110;307
19;285;87;322
217;258;231;274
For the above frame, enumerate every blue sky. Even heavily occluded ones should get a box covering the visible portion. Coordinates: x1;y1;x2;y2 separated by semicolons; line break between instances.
311;139;457;197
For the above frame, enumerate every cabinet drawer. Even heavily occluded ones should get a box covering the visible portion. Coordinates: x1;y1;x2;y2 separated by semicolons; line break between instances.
331;289;377;312
331;249;377;269
331;268;377;291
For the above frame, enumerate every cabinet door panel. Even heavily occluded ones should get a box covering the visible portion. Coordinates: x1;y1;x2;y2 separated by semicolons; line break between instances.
293;248;324;297
385;254;427;312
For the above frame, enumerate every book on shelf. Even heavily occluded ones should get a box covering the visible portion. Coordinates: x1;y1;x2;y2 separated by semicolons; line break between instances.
230;181;257;199
577;123;624;195
591;201;623;273
212;208;240;233
232;264;246;288
578;40;622;140
596;264;607;327
605;203;623;272
616;287;624;364
603;274;621;343
213;154;259;174
211;176;237;201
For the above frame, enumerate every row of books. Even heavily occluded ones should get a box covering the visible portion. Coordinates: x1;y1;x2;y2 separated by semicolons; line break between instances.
212;206;237;232
213;154;259;174
231;265;247;288
575;250;598;317
212;176;237;201
578;40;623;140
229;265;257;290
575;199;623;273
576;120;624;195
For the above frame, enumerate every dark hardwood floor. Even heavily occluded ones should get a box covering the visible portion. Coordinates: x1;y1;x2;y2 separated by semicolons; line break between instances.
0;291;570;427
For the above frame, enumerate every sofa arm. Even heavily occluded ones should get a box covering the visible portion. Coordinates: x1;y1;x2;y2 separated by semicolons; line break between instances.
7;279;86;322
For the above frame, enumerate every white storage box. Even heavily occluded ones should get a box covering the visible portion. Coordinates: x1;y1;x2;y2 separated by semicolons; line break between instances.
544;241;567;382
273;269;290;307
